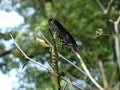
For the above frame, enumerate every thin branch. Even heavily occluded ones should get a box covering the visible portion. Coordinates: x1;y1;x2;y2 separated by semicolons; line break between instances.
62;79;68;90
114;16;120;74
109;69;116;89
40;31;104;89
116;16;120;25
40;31;87;75
111;82;120;90
10;33;49;71
98;59;108;89
60;76;83;90
75;53;104;90
10;33;83;90
58;53;87;76
0;49;12;56
40;31;52;47
95;0;105;12
106;0;115;14
96;0;114;15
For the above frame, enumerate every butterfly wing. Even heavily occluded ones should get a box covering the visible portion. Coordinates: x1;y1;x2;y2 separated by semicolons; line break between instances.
48;19;80;53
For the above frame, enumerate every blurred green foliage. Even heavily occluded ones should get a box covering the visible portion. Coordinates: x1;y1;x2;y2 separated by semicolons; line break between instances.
0;0;120;89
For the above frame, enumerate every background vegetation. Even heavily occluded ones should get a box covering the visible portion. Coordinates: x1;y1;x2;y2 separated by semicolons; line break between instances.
0;0;120;89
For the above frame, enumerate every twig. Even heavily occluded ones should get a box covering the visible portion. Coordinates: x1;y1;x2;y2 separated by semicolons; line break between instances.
40;31;52;47
98;59;108;89
111;81;120;90
95;0;105;12
114;16;120;74
58;53;87;76
60;76;83;90
40;31;87;75
109;69;116;89
96;0;114;14
10;33;83;90
75;53;104;90
106;0;114;14
62;79;68;90
10;33;49;71
40;31;104;89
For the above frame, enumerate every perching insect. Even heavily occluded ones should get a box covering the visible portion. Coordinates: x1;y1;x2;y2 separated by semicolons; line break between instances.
48;19;80;53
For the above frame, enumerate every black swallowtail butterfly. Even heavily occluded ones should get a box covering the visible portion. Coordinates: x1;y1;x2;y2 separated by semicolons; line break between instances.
48;19;80;53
